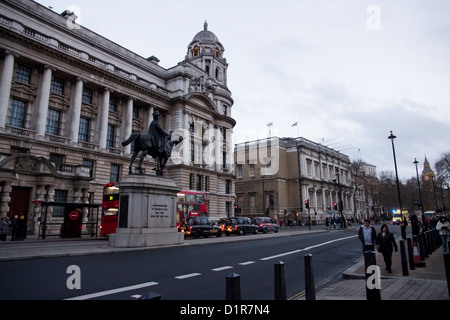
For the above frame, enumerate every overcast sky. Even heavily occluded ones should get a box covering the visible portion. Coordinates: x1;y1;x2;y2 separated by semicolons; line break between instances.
35;0;450;180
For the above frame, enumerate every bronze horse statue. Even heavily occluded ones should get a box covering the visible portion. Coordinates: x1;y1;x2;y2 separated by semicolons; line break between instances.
122;130;183;176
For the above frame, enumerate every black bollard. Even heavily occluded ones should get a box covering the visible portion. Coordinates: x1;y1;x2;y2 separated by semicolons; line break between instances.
406;237;415;270
274;261;286;300
304;253;316;300
421;233;429;258
413;235;426;267
225;273;241;300
399;240;409;276
425;232;431;257
418;233;426;261
444;252;450;299
364;250;381;300
435;229;441;248
401;224;406;240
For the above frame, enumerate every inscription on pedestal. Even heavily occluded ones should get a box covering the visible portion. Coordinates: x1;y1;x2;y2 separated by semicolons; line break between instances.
148;195;175;228
150;204;169;219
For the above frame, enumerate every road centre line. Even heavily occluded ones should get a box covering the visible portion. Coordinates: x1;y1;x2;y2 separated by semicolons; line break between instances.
239;261;256;266
260;235;357;261
212;266;233;271
175;273;202;279
65;281;159;300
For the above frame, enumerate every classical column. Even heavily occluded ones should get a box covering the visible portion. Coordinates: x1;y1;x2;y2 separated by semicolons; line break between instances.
35;65;54;139
147;105;154;132
123;97;133;154
215;126;222;170
182;110;190;165
98;88;110;151
69;78;84;146
0;51;17;131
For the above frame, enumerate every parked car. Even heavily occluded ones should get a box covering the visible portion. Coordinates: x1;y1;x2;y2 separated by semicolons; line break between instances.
224;217;258;236
181;217;222;239
253;217;279;233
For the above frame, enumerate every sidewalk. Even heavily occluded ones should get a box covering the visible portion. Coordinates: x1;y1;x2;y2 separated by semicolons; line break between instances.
307;241;450;300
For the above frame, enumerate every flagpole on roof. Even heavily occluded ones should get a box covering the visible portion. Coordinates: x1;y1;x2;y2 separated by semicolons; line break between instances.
291;121;299;137
267;122;273;138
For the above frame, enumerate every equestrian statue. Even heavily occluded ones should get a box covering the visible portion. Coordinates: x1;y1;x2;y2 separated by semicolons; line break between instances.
122;109;183;176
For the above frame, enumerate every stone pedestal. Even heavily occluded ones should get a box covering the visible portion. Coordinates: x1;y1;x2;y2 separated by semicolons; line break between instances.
108;174;184;248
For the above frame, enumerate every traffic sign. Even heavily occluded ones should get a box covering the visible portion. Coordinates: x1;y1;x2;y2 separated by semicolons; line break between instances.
69;210;79;221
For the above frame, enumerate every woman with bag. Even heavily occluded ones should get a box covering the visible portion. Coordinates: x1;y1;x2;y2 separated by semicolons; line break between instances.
376;223;398;273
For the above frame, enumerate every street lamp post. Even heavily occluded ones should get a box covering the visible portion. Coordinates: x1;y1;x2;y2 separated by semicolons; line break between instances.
431;175;439;212
413;158;424;223
388;131;406;239
333;172;345;229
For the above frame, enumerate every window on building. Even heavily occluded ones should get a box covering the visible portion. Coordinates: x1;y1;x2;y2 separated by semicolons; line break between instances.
204;176;208;192
109;96;117;112
189;173;194;190
226;202;231;217
225;180;230;194
107;125;115;148
46;109;60;135
10;147;28;154
14;64;32;84
8;99;26;128
193;46;199;56
82;87;93;104
49;153;64;165
78;117;90;142
50;77;65;95
110;164;120;182
190;141;195;162
82;159;94;177
237;164;243;178
249;164;255;177
132;105;139;119
53;189;68;217
196;175;202;191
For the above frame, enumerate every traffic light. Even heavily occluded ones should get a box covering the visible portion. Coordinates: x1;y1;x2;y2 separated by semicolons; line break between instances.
305;199;310;209
334;202;338;210
234;205;238;214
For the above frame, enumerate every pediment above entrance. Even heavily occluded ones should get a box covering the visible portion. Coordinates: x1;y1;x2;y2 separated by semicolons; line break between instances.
183;92;216;112
0;154;57;175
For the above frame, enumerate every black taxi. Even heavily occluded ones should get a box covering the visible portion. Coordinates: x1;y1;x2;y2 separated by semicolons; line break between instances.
180;217;222;239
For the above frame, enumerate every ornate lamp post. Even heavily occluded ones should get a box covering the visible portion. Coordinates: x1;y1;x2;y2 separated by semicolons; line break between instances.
388;131;405;239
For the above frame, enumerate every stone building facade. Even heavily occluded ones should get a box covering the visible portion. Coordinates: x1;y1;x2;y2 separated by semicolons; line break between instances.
234;137;355;225
0;0;235;235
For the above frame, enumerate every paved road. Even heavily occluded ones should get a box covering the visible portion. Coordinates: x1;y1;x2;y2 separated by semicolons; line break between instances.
0;226;361;300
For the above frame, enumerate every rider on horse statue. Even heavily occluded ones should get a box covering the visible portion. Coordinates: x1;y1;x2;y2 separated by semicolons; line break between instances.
122;109;183;176
148;109;169;154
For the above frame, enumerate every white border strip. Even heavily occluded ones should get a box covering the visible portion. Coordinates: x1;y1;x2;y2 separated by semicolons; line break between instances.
65;281;158;300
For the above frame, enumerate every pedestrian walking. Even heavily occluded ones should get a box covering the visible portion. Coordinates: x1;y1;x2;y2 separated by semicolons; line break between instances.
358;219;377;252
376;223;398;273
10;215;18;241
436;215;450;253
0;217;10;241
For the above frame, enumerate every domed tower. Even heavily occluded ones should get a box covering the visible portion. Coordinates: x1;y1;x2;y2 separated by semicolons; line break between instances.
186;21;228;86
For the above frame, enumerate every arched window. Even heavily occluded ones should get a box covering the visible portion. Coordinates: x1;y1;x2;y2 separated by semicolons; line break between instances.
194;46;199;56
215;48;220;58
215;67;221;80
